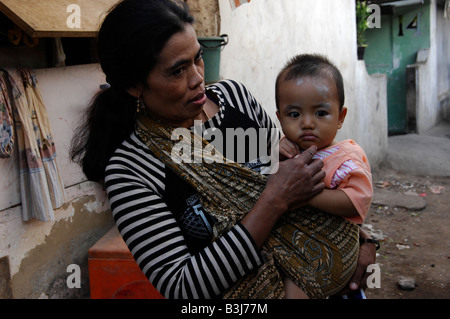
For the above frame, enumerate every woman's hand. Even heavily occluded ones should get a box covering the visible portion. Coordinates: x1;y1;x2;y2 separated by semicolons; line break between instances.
339;227;377;295
241;146;325;248
349;228;377;290
268;145;325;212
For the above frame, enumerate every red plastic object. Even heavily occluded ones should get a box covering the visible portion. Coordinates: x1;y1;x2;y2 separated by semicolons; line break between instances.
88;227;164;299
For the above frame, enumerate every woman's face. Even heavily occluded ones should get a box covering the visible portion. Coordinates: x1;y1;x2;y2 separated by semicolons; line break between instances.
139;24;206;128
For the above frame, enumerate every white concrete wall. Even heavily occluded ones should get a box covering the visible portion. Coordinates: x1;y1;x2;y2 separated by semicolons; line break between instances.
436;2;450;120
413;0;450;133
217;0;388;165
415;0;439;133
0;64;113;298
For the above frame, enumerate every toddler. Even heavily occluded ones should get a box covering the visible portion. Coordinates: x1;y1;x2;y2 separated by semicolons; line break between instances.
276;53;373;298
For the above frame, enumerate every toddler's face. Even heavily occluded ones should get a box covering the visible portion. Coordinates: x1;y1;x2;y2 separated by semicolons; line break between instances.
276;76;347;151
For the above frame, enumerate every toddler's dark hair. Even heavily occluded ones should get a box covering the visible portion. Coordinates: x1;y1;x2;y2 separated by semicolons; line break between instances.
275;54;345;110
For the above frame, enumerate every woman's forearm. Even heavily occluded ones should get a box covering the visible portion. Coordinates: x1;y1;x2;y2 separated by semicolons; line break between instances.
240;188;288;248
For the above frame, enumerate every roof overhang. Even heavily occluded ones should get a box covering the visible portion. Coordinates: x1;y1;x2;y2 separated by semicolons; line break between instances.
0;0;119;38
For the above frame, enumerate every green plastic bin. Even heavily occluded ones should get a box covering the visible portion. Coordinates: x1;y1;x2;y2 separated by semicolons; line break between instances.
198;35;228;84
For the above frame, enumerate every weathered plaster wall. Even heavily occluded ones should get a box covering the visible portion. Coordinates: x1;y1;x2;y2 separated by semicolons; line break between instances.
217;0;388;165
11;192;113;298
187;0;220;37
0;64;114;298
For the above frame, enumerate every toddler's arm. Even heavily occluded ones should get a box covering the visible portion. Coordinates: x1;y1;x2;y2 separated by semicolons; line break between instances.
307;189;358;218
279;136;300;160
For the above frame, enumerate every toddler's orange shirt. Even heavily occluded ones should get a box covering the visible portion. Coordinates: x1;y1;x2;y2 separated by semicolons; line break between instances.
313;139;373;224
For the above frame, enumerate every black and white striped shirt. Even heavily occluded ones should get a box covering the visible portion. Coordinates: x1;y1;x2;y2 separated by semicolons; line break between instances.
104;80;279;299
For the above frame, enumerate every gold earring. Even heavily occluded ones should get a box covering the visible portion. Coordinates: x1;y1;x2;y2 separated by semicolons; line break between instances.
136;98;141;113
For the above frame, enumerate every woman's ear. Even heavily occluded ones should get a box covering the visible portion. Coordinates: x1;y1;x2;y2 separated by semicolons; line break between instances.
126;85;142;99
337;107;347;129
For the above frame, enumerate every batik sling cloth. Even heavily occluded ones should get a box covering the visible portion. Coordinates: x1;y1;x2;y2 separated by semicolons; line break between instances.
136;114;359;299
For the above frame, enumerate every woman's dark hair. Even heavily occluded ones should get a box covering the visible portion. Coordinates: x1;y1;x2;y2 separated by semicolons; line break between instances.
70;0;194;182
275;53;345;110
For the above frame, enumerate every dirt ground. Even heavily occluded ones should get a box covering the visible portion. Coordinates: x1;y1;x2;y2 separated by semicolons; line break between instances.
363;165;450;299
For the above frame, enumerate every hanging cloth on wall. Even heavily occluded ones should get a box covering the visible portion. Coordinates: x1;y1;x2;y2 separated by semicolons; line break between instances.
0;71;15;158
445;0;450;19
2;68;65;222
229;0;251;10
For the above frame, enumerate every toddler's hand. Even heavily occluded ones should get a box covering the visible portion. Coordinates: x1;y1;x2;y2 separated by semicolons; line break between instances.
279;136;300;161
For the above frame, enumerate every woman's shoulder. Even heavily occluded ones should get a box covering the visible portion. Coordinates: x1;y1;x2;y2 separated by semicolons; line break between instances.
104;132;167;195
208;79;243;88
208;80;276;131
207;79;252;97
106;132;165;173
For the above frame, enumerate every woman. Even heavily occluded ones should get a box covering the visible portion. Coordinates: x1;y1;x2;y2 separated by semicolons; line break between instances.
71;0;376;298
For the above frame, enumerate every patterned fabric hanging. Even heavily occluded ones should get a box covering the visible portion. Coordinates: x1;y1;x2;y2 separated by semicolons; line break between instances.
0;71;15;158
2;68;65;222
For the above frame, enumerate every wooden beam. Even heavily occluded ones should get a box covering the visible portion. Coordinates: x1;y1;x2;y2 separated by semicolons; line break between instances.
0;0;119;37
